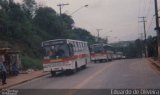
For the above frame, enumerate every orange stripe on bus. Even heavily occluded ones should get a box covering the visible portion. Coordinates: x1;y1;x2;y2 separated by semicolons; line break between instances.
43;54;89;64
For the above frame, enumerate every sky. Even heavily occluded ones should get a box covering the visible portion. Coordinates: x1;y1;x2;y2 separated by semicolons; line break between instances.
15;0;159;43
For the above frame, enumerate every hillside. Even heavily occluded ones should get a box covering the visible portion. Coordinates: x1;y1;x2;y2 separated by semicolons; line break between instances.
0;0;96;69
0;0;96;57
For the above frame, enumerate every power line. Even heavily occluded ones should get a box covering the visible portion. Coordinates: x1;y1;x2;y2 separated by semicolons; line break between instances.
143;0;147;15
146;0;152;17
147;16;154;33
138;0;141;17
137;0;142;37
145;0;152;23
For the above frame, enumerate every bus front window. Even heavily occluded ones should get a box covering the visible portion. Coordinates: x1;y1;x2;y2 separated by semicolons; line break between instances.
43;44;69;59
91;45;104;53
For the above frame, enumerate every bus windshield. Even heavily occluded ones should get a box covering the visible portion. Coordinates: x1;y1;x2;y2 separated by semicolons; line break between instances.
91;45;104;53
43;44;69;59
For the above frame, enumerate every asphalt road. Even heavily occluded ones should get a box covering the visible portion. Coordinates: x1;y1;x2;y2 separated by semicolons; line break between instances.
11;58;160;90
12;59;160;89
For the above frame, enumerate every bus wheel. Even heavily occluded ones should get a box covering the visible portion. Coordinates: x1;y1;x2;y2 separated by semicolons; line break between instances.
99;60;103;63
73;62;78;73
105;59;108;62
51;71;56;77
82;60;87;69
102;59;106;63
64;70;71;75
83;59;87;69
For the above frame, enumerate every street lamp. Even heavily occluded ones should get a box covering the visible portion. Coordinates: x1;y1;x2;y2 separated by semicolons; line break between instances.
70;5;88;16
67;4;88;30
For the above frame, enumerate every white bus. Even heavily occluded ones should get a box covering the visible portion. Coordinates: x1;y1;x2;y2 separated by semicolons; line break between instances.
41;39;90;76
90;43;114;63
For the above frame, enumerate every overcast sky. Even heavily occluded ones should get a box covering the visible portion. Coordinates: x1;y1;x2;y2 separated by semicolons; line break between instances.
15;0;159;43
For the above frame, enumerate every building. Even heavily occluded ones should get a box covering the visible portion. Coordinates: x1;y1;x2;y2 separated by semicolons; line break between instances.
0;48;21;75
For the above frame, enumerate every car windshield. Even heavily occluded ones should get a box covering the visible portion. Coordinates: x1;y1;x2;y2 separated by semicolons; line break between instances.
43;44;69;59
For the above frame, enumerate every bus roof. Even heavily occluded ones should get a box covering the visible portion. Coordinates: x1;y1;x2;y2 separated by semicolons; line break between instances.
42;39;88;47
90;43;113;47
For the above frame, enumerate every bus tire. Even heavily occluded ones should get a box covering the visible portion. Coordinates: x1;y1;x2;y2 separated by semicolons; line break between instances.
105;59;108;62
83;59;87;69
51;71;56;77
72;62;78;73
102;59;106;63
99;59;103;63
64;70;71;75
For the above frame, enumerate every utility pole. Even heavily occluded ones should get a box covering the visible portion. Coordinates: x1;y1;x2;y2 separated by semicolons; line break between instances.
57;3;69;16
105;36;110;44
154;0;160;58
138;33;144;57
96;29;102;43
139;17;147;57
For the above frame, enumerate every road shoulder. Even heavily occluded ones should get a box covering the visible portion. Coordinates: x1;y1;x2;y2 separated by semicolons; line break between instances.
0;71;49;89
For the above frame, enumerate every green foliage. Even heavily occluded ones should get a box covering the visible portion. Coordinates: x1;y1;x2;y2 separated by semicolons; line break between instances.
147;36;157;57
113;36;157;58
21;56;42;70
22;0;37;18
0;0;96;69
72;28;96;44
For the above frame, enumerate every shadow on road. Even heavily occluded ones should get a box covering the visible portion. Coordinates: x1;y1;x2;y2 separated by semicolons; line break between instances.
47;66;89;78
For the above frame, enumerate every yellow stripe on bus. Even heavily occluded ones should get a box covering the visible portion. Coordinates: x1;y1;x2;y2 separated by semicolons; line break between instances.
50;59;63;63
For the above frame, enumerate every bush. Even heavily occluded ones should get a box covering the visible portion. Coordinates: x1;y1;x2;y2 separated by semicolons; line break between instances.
21;56;43;70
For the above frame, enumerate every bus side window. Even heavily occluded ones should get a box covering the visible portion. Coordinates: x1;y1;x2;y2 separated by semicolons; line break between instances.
78;42;80;51
89;46;92;53
76;42;78;52
80;42;82;51
68;43;74;56
73;42;76;52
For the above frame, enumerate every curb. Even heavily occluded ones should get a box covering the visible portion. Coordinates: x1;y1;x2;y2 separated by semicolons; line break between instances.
148;58;160;68
0;72;49;90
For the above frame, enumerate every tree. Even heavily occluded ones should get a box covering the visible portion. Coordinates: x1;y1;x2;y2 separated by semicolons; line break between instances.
147;36;157;57
72;28;96;44
33;7;60;39
0;0;97;59
22;0;37;18
61;14;74;29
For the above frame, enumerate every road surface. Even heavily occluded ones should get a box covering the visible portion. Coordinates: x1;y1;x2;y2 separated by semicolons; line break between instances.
11;58;160;89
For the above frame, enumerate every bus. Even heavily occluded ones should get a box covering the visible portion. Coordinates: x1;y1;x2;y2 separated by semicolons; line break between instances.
103;44;114;60
90;43;114;63
41;39;90;76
